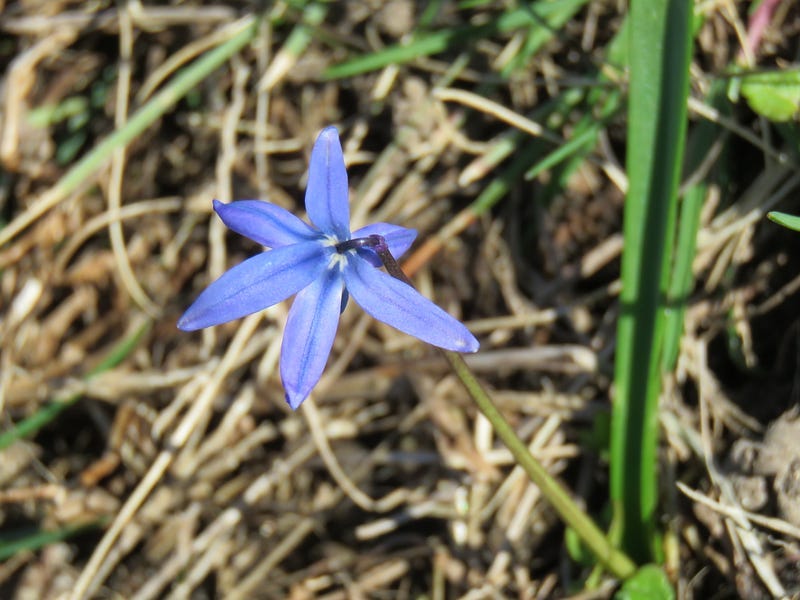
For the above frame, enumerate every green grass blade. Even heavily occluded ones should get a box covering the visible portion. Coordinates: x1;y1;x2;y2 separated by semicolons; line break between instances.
768;210;800;231
610;0;693;562
0;16;259;248
498;2;587;77
258;4;326;91
323;1;588;80
0;319;151;450
524;88;621;182
662;82;728;371
0;519;107;561
471;138;542;214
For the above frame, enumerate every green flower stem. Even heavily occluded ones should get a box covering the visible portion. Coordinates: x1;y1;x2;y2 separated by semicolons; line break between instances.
441;350;636;579
375;242;636;579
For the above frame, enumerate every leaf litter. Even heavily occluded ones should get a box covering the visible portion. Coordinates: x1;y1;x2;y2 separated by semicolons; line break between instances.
1;1;800;598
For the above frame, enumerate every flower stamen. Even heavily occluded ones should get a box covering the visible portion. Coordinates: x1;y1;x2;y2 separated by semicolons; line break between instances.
334;234;387;254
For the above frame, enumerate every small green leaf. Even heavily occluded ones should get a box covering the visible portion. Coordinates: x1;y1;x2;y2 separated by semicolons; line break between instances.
768;211;800;232
27;96;89;129
741;69;800;122
615;564;674;600
565;526;595;566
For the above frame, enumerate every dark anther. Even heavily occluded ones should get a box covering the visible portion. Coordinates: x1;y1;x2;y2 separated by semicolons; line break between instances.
334;234;387;254
334;234;413;287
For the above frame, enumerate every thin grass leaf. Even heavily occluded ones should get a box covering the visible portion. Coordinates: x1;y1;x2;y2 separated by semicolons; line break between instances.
418;0;444;29
768;210;800;231
0;519;107;561
323;1;588;80
662;82;728;372
0;16;260;248
526;15;628;191
610;0;692;563
498;1;587;77
523;92;619;182
460;86;586;186
472;138;542;213
0;319;151;450
257;3;326;91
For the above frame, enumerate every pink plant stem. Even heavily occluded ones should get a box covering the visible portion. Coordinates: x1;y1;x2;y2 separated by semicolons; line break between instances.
742;0;783;61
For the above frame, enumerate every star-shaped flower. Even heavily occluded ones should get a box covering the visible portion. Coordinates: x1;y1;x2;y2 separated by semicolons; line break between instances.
178;127;479;409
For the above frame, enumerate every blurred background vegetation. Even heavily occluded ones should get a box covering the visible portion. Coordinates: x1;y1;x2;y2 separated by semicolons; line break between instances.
0;1;799;598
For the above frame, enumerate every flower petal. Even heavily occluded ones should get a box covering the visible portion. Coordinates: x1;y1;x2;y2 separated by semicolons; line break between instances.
343;256;479;352
305;127;351;239
177;242;330;331
214;199;318;248
281;269;344;409
351;223;417;266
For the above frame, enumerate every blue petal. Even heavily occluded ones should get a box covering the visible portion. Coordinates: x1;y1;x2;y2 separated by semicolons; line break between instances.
305;127;351;239
343;256;479;352
281;268;344;409
214;199;319;248
177;242;330;331
351;223;417;267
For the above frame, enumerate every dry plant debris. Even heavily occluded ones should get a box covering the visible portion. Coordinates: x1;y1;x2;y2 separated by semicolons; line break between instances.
0;1;799;598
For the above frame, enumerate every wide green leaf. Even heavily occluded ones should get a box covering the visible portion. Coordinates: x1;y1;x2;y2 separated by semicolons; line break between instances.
615;565;674;600
741;69;800;122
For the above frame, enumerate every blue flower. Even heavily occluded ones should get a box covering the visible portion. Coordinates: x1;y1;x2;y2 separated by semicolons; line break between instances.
178;127;479;409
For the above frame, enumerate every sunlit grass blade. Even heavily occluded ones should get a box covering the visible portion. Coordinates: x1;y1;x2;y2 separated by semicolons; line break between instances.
610;0;692;562
453;86;586;184
0;319;151;450
768;210;800;231
524;88;621;183
0;16;260;248
497;2;587;77
323;1;588;80
662;82;728;372
257;3;326;91
402;137;540;276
